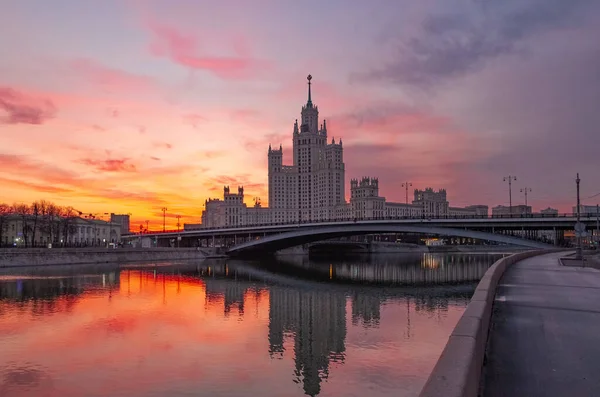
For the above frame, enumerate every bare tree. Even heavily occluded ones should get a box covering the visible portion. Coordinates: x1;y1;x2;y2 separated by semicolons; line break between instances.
60;206;78;246
40;201;60;244
13;203;32;247
0;203;12;247
30;201;41;247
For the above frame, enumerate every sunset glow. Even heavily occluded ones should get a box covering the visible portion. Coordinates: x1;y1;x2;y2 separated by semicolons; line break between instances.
2;0;599;231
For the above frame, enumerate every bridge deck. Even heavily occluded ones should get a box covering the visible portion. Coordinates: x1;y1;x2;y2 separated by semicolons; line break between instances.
482;252;600;396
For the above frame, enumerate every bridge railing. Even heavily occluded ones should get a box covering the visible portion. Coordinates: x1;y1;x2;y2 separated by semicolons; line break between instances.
125;212;598;236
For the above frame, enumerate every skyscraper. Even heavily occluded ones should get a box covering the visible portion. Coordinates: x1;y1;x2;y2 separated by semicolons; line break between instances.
268;75;345;224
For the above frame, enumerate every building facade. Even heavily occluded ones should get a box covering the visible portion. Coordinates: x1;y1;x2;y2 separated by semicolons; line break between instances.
1;214;121;247
110;213;131;235
194;75;486;229
572;205;599;216
492;205;532;216
199;186;271;228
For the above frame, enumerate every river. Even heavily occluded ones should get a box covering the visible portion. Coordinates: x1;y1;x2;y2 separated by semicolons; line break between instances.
0;252;507;397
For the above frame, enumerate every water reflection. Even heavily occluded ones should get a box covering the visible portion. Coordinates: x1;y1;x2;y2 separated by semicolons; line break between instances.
0;254;501;397
265;252;507;285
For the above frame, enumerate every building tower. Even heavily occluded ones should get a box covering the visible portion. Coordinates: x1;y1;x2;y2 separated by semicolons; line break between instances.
292;75;344;222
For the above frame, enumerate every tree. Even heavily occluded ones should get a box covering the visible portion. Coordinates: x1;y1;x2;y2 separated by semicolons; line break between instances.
30;201;41;247
0;203;12;247
40;201;60;244
13;203;31;247
60;206;78;246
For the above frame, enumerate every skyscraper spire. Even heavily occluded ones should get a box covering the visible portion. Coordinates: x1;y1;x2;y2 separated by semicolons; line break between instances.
307;74;313;107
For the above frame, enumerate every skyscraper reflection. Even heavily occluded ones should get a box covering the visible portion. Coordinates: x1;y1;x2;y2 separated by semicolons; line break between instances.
268;287;347;396
351;293;381;328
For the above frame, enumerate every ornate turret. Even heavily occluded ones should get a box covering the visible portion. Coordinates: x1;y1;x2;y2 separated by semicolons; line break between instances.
294;119;299;135
300;74;319;134
306;74;313;108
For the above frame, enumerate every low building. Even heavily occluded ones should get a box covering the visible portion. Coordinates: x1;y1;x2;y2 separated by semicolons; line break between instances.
540;207;559;216
385;202;421;218
465;205;489;216
572;205;599;216
492;205;532;216
1;214;121;247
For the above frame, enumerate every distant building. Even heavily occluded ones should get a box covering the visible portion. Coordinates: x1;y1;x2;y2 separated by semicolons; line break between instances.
572;205;599;216
465;205;489;216
110;213;131;234
349;177;386;220
540;207;559;216
198;187;270;228
492;205;532;216
413;188;449;218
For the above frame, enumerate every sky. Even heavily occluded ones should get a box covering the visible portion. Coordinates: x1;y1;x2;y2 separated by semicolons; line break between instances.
1;0;599;231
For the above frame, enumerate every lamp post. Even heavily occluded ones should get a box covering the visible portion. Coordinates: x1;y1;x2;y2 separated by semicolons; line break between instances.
596;204;600;248
176;215;181;248
161;207;167;232
402;182;412;205
520;187;532;211
503;176;517;215
575;173;582;260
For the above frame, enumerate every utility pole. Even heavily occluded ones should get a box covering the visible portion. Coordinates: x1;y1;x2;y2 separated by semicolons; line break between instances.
520;187;532;210
503;176;517;215
575;173;582;260
161;207;167;232
401;182;412;204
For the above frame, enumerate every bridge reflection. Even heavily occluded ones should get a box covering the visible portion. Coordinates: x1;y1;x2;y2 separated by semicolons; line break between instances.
265;253;507;285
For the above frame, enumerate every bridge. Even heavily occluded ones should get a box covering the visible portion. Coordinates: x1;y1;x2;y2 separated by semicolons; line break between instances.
122;215;598;255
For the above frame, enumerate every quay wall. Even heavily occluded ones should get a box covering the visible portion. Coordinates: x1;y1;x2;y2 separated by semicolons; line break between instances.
0;248;210;268
418;249;563;397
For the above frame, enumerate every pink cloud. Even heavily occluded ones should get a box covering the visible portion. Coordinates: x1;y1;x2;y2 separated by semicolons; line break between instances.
69;58;155;92
153;142;173;150
182;113;207;129
147;23;269;80
0;86;56;125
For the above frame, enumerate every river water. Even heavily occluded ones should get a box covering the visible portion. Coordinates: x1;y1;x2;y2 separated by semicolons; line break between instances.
0;252;506;397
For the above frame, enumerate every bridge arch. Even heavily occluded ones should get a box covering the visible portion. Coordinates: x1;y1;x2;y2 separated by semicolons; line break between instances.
227;224;552;256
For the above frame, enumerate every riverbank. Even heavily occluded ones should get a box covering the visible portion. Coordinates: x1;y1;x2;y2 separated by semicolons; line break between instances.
0;247;213;268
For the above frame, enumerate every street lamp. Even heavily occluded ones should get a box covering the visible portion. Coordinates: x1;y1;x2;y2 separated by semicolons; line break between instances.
161;207;167;232
401;182;412;205
176;214;181;248
575;173;582;260
503;176;517;215
520;187;532;210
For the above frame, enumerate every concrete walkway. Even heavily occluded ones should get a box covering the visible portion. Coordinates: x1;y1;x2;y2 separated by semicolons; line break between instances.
482;251;600;397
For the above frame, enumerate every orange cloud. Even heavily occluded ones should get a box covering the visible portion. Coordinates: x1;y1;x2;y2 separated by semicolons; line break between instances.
0;86;56;125
78;158;138;173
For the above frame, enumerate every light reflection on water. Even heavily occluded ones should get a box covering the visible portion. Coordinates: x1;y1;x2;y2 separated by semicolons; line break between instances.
0;253;504;397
